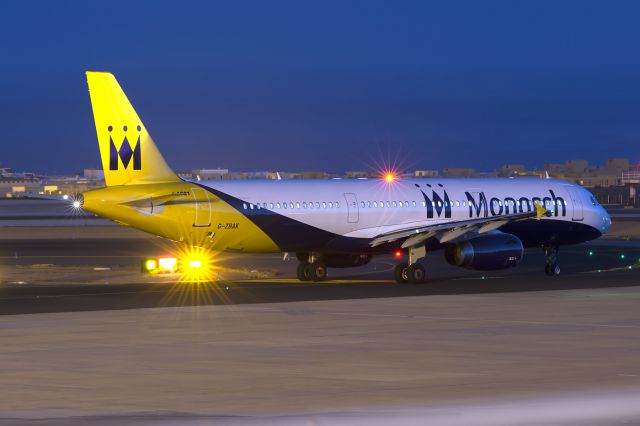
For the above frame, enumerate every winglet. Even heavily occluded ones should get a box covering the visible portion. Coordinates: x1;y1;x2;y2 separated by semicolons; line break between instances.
534;202;551;220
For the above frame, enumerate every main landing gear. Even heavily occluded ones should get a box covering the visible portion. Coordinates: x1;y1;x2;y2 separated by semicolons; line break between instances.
395;245;426;284
543;245;561;276
296;253;327;282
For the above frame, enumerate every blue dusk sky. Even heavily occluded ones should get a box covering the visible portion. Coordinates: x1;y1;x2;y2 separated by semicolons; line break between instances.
2;0;640;174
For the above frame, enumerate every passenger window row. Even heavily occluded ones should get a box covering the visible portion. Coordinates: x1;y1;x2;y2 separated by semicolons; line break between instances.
361;200;416;208
242;201;341;210
241;198;568;212
485;199;567;207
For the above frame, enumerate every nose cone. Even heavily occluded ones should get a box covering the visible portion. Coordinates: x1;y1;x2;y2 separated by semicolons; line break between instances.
599;205;612;235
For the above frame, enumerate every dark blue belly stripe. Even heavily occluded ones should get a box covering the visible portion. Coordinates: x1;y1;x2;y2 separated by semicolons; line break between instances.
197;184;374;252
197;184;602;254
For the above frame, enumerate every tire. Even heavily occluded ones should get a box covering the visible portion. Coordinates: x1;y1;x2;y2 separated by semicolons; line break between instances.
407;263;425;284
545;264;561;276
296;263;310;281
394;263;409;284
306;261;327;282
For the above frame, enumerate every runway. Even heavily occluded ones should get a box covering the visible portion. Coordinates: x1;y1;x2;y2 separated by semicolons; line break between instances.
1;238;640;315
1;261;640;316
1;237;640;424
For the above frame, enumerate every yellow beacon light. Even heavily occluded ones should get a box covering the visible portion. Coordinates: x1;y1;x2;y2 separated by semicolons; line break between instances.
145;259;157;271
188;259;203;269
158;257;178;273
179;246;215;283
142;257;178;274
140;249;215;281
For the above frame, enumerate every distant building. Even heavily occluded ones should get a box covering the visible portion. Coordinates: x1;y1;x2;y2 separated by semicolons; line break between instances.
605;158;629;173
564;160;589;176
414;170;439;178
237;171;269;179
177;172;195;180
191;168;229;180
345;171;371;178
2;156;637;199
498;164;525;177
576;175;619;188
544;163;564;174
300;171;332;179
475;171;499;178
42;175;105;195
83;169;105;180
537;158;630;188
0;168;14;177
442;168;475;178
0;167;43;197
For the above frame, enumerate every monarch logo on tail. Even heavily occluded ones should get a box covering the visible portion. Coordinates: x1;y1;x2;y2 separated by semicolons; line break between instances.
109;125;141;171
87;71;180;185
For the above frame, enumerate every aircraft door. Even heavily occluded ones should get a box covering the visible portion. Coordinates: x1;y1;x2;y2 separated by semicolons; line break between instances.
344;193;359;223
191;187;212;227
566;187;584;221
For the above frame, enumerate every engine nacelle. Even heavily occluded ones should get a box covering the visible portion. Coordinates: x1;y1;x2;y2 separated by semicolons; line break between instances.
323;254;372;268
444;232;524;271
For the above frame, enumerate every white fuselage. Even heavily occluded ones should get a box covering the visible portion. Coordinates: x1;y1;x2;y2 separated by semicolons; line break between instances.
197;177;610;253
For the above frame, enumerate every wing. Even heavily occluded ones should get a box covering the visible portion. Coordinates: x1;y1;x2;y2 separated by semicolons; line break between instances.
370;202;550;248
20;193;71;202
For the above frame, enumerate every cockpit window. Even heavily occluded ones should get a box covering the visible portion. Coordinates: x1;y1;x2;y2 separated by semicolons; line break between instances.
590;196;597;206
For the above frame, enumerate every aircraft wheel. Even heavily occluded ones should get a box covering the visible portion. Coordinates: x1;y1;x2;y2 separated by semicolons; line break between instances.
394;263;409;284
306;261;327;282
406;263;426;283
545;264;561;276
296;262;310;281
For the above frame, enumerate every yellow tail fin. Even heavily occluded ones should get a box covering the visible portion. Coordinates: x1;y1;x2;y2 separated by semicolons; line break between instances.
86;71;179;186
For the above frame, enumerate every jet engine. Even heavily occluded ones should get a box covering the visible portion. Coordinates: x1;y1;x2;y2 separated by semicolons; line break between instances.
444;232;523;270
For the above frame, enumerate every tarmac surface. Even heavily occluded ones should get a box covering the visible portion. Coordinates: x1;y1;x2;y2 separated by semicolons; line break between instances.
1;236;640;424
1;238;640;315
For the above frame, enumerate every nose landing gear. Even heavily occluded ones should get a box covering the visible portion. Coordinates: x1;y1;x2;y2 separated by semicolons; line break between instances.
543;245;561;276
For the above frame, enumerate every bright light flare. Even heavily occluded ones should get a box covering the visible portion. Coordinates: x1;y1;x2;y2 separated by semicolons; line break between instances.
141;257;177;274
144;259;157;271
394;250;403;258
64;194;87;217
142;243;220;283
145;239;236;310
382;170;399;183
158;257;178;273
179;246;216;283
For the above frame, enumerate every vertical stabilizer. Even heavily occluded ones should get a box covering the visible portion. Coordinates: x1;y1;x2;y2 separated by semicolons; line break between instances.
86;71;179;186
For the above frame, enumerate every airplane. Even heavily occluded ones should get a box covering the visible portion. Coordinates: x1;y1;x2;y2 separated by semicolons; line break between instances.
78;71;612;283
